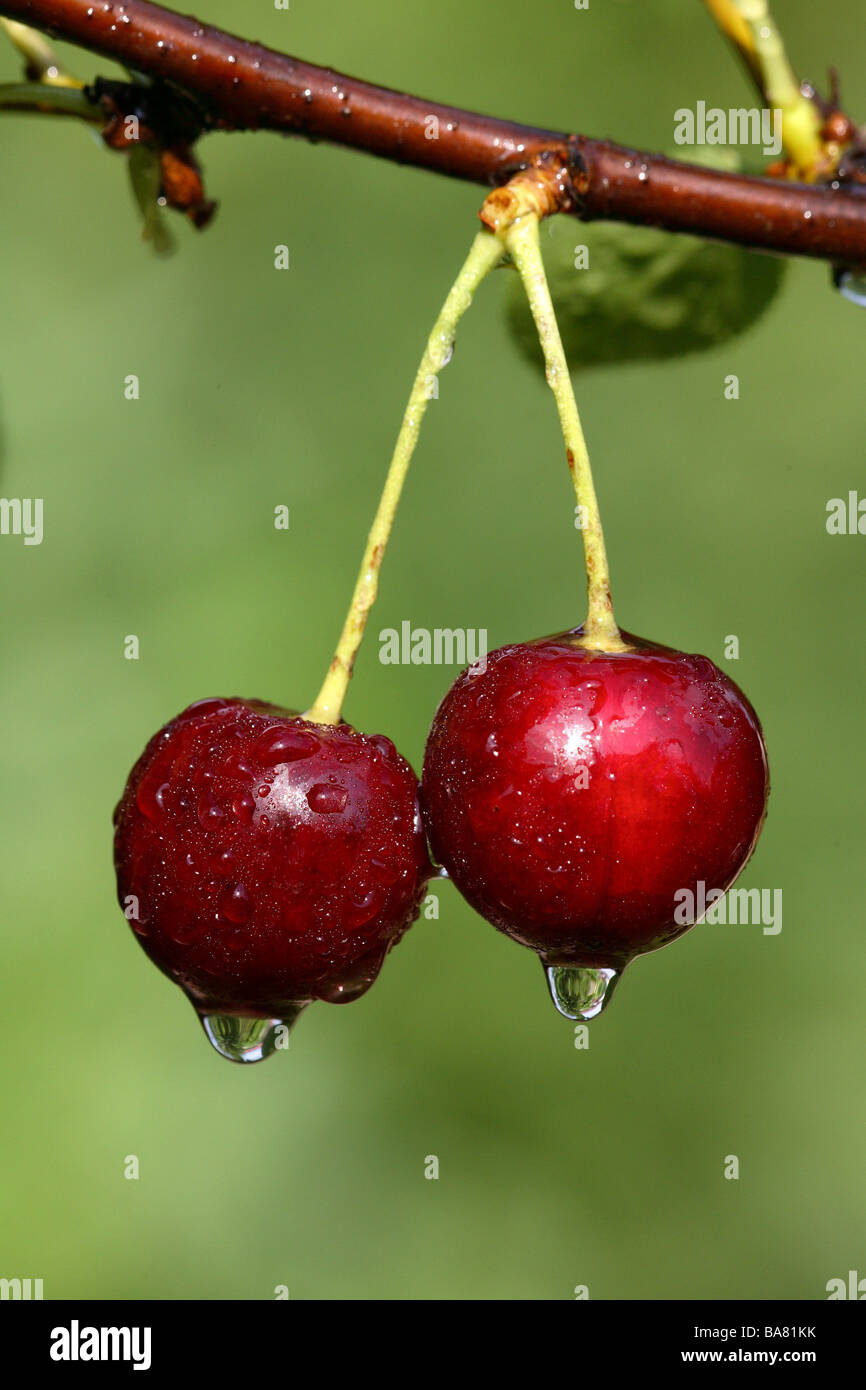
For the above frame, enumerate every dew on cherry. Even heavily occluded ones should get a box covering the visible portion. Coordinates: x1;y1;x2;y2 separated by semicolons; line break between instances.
346;884;384;927
184;698;232;723
219;882;251;924
168;916;204;947
315;950;385;1003
254;725;318;765
544;962;621;1022
306;783;348;814
136;774;167;821
116;699;430;1061
231;791;255;822
197;800;225;829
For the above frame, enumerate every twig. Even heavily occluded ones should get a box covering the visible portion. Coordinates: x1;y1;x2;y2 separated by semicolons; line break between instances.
0;0;864;264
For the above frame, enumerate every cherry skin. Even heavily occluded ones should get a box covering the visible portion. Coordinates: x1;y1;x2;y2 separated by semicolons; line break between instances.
114;698;431;1057
421;629;769;1015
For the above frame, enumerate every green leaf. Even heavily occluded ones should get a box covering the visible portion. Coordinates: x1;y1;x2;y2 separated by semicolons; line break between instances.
506;212;787;373
127;143;175;258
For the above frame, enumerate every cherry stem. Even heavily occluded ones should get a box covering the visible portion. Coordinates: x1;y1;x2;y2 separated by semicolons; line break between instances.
705;0;822;176
0;16;82;86
304;228;504;725
701;0;763;87
503;212;627;653
0;80;98;115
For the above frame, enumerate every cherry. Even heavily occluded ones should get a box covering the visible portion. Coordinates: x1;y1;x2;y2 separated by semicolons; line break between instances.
114;698;431;1060
421;629;769;1020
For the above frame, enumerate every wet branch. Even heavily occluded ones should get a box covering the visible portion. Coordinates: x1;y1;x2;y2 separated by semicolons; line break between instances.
0;0;864;264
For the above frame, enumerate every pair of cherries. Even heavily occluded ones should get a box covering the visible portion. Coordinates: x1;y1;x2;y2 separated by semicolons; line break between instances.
114;627;769;1060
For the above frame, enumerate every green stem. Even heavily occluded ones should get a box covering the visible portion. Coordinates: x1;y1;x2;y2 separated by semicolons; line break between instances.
504;213;627;653
304;227;504;725
0;82;101;119
733;0;822;174
1;17;82;88
701;0;764;90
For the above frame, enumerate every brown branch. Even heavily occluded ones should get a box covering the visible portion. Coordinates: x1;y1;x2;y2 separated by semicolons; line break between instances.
1;0;865;264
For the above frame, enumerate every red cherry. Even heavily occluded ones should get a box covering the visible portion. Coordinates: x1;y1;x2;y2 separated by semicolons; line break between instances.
114;698;431;1060
421;630;769;1019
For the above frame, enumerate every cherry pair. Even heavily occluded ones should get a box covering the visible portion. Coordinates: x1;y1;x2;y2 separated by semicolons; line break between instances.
114;627;768;1061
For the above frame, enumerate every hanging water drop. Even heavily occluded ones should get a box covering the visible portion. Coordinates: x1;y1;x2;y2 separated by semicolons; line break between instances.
198;1005;306;1062
833;267;866;308
543;962;621;1021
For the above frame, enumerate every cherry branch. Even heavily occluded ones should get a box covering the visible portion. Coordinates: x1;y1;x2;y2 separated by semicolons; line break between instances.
1;0;865;264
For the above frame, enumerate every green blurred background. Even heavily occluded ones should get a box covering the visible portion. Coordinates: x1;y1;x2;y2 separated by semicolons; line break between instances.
1;0;863;1300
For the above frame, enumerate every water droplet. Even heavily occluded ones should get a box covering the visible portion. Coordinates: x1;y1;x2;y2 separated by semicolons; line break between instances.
197;800;225;829
834;267;866;308
370;734;396;759
543;962;621;1021
307;783;348;814
223;749;254;778
220;882;251;924
316;952;384;1003
255;726;318;765
346;884;383;927
198;1006;305;1063
168;915;204;946
303;87;313;103
231;792;255;822
183;697;231;719
371;853;401;885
